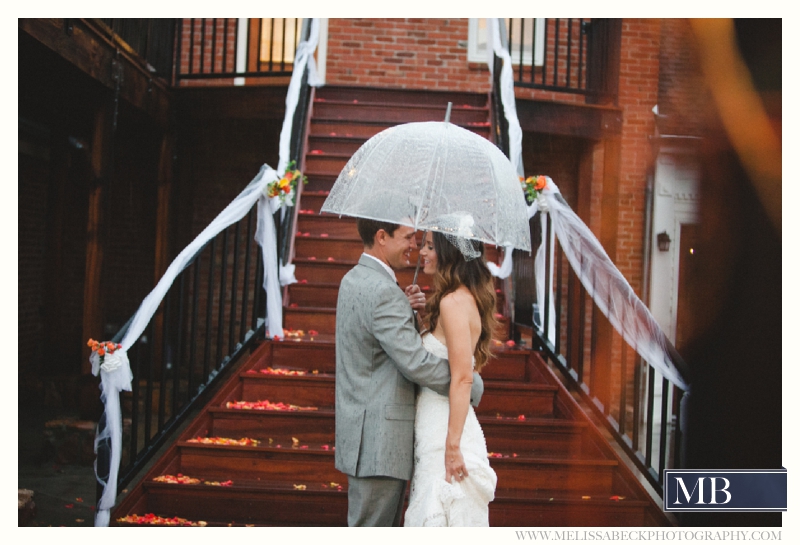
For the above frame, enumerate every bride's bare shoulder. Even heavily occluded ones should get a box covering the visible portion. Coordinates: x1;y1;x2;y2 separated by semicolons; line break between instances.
440;286;476;313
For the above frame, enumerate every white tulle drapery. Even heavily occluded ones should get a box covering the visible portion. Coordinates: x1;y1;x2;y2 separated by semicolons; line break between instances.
487;18;523;178
479;19;687;390
277;17;322;174
536;179;688;391
485;195;556;345
487;177;688;390
93;18;324;525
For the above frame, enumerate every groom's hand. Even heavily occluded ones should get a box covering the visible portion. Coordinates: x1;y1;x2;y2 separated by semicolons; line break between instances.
404;284;427;313
469;371;484;407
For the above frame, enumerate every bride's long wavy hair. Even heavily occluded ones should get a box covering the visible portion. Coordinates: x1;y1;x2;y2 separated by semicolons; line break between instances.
424;231;498;372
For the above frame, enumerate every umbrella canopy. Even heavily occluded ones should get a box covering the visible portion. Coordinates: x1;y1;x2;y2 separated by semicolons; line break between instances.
320;121;532;252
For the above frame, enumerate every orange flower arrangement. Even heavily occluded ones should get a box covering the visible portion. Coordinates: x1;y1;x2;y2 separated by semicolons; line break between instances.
266;160;307;206
87;339;122;359
521;175;548;204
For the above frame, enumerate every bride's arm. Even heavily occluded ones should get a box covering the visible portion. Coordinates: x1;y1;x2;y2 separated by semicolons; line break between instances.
439;292;474;483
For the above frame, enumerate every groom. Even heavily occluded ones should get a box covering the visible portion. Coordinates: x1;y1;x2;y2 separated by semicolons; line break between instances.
334;218;484;526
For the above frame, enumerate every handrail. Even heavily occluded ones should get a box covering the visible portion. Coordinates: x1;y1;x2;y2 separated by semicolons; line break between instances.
279;20;314;267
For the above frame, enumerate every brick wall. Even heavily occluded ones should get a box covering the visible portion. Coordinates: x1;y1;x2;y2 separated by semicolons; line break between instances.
612;18;661;296
178;18;239;87
326;19;491;92
657;19;707;136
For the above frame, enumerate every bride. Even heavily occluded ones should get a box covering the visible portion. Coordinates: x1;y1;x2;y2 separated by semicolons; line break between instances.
403;228;498;527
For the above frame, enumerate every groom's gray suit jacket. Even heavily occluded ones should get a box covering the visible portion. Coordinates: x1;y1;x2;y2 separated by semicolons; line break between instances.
334;255;451;481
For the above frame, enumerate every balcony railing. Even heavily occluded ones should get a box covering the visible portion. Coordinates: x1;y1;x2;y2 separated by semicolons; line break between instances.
505;18;620;103
95;19;176;81
176;18;303;83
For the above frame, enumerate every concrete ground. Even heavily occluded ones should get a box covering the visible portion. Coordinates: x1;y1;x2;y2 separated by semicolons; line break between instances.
18;405;98;527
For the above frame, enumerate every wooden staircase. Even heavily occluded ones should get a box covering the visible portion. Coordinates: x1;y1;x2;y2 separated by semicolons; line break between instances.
111;86;671;527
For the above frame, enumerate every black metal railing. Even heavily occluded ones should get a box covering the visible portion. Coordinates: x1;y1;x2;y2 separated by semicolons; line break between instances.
279;66;313;265
97;19;176;81
490;52;509;158
95;206;271;500
176;18;302;82
504;18;620;102
511;210;689;494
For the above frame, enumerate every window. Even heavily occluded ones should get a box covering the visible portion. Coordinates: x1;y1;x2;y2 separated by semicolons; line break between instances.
467;18;544;66
259;18;303;66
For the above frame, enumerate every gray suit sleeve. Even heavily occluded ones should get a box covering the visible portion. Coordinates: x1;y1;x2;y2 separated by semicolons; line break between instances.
372;284;451;397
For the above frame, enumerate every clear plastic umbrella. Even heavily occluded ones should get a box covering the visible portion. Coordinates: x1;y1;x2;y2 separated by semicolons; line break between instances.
320;120;532;253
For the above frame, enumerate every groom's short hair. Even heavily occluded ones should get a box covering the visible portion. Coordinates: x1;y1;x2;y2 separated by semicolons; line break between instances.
357;218;400;248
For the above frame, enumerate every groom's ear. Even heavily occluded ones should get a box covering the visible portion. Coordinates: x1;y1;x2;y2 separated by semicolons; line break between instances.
375;229;387;246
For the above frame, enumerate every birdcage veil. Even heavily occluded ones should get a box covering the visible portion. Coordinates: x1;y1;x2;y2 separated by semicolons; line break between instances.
427;212;482;261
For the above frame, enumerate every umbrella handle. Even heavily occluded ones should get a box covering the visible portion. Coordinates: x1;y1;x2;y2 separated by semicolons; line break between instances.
412;230;426;285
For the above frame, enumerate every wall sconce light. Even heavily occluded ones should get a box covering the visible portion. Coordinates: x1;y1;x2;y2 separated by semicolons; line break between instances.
657;231;671;252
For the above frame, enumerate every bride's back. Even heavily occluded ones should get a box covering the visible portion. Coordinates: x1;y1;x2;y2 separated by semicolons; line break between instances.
431;286;481;354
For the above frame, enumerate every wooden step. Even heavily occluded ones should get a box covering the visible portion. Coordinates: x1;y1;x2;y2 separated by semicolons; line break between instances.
481;350;529;382
292;258;434;287
302;173;339;192
240;372;335;406
490;490;652;527
175;439;614;495
207;407;336;444
287;282;340;307
138;479;347;526
313;101;489;125
310;118;491;140
481;417;591;458
268;339;336;374
307;135;366;155
287;280;504;312
476;382;558;418
493;456;618;493
293;259;355;286
297;214;358;238
284;306;336;334
299;190;330;213
310;119;398;139
176;442;343;484
293;235;363;261
316;85;489;107
116;483;651;527
303;152;350;175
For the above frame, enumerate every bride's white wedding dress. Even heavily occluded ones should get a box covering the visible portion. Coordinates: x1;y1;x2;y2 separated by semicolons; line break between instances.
404;333;497;526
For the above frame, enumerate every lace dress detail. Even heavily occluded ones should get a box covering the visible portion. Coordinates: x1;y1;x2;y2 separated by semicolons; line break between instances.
403;333;497;527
